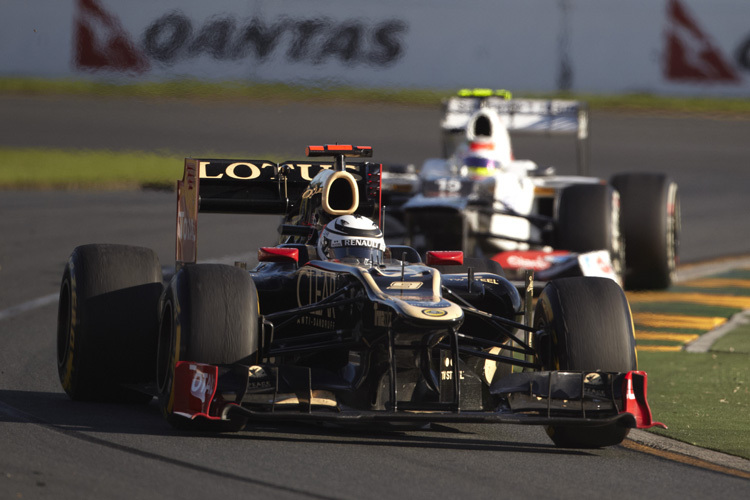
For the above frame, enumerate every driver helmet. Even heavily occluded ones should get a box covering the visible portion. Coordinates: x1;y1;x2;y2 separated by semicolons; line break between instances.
461;155;502;179
317;215;386;266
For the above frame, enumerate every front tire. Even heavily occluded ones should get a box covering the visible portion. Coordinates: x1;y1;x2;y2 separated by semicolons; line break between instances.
555;183;624;283
534;277;637;448
611;173;679;290
157;264;260;431
57;244;163;402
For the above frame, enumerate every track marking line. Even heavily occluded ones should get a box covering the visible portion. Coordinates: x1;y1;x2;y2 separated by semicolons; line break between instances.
628;292;750;309
686;309;750;353
637;345;683;352
681;278;750;289
0;293;58;322
632;312;726;330
635;331;700;342
622;439;750;480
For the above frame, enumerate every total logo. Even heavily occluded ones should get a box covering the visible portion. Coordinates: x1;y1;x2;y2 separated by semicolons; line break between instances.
190;367;214;404
176;211;196;242
441;357;465;381
74;0;408;74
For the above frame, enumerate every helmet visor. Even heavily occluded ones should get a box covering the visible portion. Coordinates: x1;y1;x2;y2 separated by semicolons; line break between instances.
463;156;500;177
330;245;383;265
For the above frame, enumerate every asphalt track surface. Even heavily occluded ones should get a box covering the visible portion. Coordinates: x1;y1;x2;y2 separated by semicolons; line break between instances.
1;96;750;498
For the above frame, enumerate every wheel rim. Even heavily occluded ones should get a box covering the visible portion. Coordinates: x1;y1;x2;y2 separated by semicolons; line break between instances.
610;190;625;283
666;183;680;281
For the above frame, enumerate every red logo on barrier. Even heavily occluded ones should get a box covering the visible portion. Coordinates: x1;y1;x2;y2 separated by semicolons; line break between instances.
74;0;149;72
665;0;738;83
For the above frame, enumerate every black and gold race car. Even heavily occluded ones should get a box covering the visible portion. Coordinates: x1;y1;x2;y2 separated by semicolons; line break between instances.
56;144;664;448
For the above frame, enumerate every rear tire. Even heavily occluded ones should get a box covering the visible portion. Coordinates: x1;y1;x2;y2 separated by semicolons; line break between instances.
611;173;679;290
534;277;637;448
57;244;163;403
157;264;260;431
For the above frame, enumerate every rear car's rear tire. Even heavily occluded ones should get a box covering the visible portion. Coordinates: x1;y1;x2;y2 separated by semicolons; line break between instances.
157;264;260;431
555;183;624;282
534;277;637;448
611;173;679;290
57;244;163;403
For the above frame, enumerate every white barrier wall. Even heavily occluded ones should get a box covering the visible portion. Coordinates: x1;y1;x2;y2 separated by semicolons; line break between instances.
2;0;748;96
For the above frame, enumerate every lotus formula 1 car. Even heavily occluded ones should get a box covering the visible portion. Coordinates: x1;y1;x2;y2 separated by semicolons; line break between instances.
57;144;664;448
382;90;680;290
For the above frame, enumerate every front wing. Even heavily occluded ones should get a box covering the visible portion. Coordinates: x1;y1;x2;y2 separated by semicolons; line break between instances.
171;361;665;430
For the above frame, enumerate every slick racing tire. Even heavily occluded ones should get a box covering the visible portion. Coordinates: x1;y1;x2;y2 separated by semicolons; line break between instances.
57;244;163;403
534;277;637;448
157;264;259;431
555;183;624;282
611;173;680;290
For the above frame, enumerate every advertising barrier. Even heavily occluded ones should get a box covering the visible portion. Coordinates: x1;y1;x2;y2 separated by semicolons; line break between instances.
2;0;749;96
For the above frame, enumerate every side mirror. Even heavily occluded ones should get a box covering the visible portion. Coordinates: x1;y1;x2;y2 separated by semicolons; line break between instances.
426;251;464;266
258;247;299;263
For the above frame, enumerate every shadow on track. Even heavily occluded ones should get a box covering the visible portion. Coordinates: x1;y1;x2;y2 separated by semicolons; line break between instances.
0;389;592;458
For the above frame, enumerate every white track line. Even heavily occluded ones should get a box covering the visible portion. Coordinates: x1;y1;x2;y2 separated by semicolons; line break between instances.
0;252;260;323
0;293;58;322
685;309;750;353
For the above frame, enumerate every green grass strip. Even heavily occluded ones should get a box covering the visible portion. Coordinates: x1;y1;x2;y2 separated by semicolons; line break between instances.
0;148;289;190
3;77;750;115
0;78;447;107
0;148;184;190
638;350;750;460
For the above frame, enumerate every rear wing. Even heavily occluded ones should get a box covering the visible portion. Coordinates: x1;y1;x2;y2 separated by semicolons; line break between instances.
176;153;381;265
441;90;589;174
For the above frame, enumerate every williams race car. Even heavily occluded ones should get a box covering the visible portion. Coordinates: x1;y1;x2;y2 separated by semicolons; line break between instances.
57;144;664;448
383;90;680;290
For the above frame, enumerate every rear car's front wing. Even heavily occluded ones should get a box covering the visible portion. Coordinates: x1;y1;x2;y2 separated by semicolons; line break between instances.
170;361;666;430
